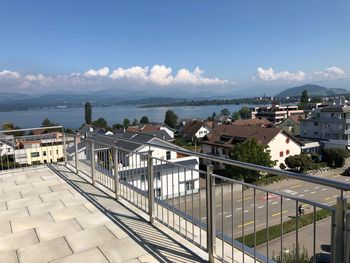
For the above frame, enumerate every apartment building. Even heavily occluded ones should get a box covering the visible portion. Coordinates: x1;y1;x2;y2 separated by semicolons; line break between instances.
300;104;350;149
250;104;304;125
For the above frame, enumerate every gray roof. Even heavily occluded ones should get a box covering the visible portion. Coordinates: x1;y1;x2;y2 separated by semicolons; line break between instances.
141;130;174;141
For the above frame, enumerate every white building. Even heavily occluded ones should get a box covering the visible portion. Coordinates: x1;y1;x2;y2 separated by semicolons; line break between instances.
202;125;302;169
180;120;211;140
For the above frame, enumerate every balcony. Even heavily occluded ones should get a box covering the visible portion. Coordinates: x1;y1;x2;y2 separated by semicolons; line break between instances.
1;127;350;263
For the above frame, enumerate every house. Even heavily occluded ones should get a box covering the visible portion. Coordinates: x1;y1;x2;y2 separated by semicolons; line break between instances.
300;103;350;149
77;124;95;138
277;114;305;136
202;125;302;169
232;118;272;127
66;131;200;198
127;123;175;140
0;133;15;157
217;115;233;124
180;120;211;141
250;104;304;125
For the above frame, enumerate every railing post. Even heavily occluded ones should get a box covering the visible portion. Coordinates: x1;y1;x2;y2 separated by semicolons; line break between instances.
345;212;350;263
334;195;347;263
147;149;154;224
90;140;95;185
113;146;119;200
74;136;78;173
63;133;67;166
206;165;215;262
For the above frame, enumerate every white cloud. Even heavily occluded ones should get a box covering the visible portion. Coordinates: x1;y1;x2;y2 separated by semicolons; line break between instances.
109;66;149;82
314;66;345;79
84;66;110;77
256;67;305;81
0;70;21;79
149;65;173;85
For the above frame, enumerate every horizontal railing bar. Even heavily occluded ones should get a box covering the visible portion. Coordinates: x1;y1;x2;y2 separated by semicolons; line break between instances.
90;133;350;191
0;126;63;133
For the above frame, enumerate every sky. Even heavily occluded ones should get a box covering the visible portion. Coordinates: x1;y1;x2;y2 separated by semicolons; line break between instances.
0;0;349;96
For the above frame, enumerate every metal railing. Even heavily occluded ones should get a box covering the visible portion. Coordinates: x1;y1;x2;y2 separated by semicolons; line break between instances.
3;127;349;262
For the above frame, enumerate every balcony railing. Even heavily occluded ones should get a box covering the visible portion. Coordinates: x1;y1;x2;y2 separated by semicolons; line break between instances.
1;127;350;263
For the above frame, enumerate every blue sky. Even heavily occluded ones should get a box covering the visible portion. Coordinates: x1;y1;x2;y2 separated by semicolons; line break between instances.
0;0;349;95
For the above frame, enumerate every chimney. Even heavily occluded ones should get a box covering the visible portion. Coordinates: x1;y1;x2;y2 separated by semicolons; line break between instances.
162;134;165;140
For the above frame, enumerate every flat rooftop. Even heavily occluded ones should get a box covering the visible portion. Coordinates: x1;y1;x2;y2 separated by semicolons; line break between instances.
0;165;204;263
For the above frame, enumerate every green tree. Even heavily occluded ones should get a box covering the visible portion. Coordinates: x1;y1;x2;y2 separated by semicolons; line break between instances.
132;118;138;126
225;138;276;183
232;112;240;121
140;116;149;124
285;154;312;172
323;148;350;168
164;110;178;128
300;90;309;104
92;117;108;128
239;106;251;119
112;123;123;129
211;112;217;121
84;102;92;124
220;108;230;116
42;118;58;127
123;118;130;128
2;122;15;130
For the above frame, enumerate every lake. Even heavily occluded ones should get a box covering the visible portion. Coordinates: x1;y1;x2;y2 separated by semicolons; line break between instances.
0;104;253;129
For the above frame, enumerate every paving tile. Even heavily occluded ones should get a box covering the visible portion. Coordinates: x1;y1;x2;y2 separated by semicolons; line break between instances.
105;222;129;239
76;211;110;229
41;175;58;181
50;184;73;192
0;200;7;211
138;254;159;263
36;218;82;241
40;189;73;202
0;191;21;202
0;181;16;190
65;225;117;253
16;177;43;185
0;250;18;263
32;178;61;188
83;202;100;213
59;195;86;207
17;237;72;263
50;247;109;263
0;207;29;222
50;204;91;222
27;200;65;215
7;196;42;210
2;174;27;183
0;220;12;235
11;212;54;233
3;184;34;193
21;186;52;198
99;237;147;263
0;229;39;250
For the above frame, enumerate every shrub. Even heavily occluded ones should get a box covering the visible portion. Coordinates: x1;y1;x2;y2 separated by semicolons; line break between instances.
322;148;350;168
285;154;312;172
273;244;309;263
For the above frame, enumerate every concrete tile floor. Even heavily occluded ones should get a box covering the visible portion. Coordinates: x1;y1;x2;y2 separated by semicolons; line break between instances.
0;165;205;263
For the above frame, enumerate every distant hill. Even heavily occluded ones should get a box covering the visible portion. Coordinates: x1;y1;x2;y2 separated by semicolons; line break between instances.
275;84;349;97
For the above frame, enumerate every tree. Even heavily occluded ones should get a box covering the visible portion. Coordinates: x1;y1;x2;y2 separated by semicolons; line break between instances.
132;118;138;126
220;108;230;116
322;148;350;168
239;106;251;119
164;110;178;128
2;122;14;130
211;112;217;121
84;102;92;124
300;90;309;104
232;112;240;121
140;116;149;124
225;138;276;183
92;117;108;128
285;154;312;172
42;118;57;127
123;118;130;128
112;123;123;129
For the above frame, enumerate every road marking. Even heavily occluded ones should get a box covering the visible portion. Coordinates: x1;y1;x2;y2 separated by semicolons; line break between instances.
238;221;254;228
236;208;242;211
299;194;305;197
345;179;350;181
257;205;264;209
290;184;302;189
237;197;252;202
216;204;222;207
315;186;320;189
201;217;207;220
225;214;232;218
219;212;226;215
304;189;309;192
322;188;327;191
272;201;279;205
286;198;291;201
272;210;288;217
244;210;249;213
325;197;331;200
310;191;316;194
333;195;338;198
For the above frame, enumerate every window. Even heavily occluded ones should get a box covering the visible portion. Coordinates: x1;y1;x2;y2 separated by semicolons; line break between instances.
314;122;318;126
185;181;194;191
279;151;284;157
43;151;47;156
314;131;319;136
56;150;58;155
166;151;171;160
303;130;307;135
154;189;161;198
31;152;40;158
156;171;161;181
286;149;290;155
7;148;10;153
141;174;145;182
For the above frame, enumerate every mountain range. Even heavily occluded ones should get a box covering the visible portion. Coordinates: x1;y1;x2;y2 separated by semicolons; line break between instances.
275;84;349;97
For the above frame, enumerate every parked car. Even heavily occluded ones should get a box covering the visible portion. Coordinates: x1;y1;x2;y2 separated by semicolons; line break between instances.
342;166;350;176
309;253;330;263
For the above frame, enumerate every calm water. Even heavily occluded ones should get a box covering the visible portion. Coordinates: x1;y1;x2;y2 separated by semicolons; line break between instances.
0;104;252;129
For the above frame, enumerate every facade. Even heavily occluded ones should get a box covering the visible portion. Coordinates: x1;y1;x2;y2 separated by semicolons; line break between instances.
250;105;304;125
180;120;211;140
277;114;304;136
202;125;301;169
127;123;175;140
300;105;350;149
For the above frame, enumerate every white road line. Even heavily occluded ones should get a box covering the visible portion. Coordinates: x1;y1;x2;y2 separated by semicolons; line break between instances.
333;195;338;198
257;205;264;209
315;186;320;189
304;189;309;192
322;188;327;191
299;194;305;197
244;210;249;213
201;217;207;220
236;208;242;211
286;198;291;201
219;212;226;215
225;214;232;218
310;191;316;194
345;179;350;181
272;201;279;205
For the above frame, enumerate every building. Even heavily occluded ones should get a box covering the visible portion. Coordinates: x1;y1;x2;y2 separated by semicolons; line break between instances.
202;125;301;169
300;104;350;149
66;131;200;198
231;117;272;127
250;104;304;125
127;123;175;140
277;114;305;136
180;120;211;141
